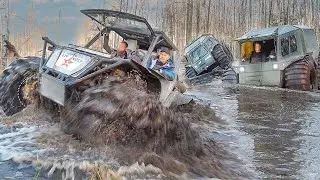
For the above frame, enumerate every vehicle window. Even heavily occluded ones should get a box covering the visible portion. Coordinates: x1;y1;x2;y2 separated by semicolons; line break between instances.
281;37;289;57
204;39;214;50
241;41;253;60
289;35;297;53
189;46;208;63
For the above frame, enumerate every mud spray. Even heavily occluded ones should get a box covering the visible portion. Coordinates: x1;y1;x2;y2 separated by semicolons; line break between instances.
0;76;253;179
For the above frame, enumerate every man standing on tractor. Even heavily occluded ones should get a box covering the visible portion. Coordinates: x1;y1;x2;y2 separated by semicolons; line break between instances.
147;47;175;81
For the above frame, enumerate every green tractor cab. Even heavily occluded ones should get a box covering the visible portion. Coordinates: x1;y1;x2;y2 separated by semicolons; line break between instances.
235;25;320;90
184;34;237;83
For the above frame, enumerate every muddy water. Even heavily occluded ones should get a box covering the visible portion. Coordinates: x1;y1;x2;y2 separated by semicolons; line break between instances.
188;81;320;179
0;77;252;179
1;79;320;179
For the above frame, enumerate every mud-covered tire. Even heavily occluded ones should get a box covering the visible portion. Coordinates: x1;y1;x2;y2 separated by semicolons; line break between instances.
222;68;237;84
212;44;233;70
185;66;197;78
221;43;234;63
0;57;40;116
284;57;315;91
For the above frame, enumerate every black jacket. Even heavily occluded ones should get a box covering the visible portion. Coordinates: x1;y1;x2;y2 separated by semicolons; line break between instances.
249;51;266;63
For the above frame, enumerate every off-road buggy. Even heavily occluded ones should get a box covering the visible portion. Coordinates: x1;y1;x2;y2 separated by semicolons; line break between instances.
184;34;237;83
235;25;320;91
0;9;192;116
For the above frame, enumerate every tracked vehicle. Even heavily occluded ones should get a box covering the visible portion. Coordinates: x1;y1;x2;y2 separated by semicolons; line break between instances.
236;25;320;90
0;9;191;116
184;34;237;83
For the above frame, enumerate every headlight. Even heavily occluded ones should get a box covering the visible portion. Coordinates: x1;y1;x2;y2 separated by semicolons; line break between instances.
239;67;245;72
269;55;276;59
273;64;278;69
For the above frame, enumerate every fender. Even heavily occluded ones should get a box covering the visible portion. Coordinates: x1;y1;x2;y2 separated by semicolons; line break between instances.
281;53;313;70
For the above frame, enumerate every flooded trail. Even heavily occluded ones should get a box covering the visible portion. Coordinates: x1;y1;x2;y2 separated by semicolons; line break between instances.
0;78;253;179
236;87;320;179
1;78;319;179
188;81;320;179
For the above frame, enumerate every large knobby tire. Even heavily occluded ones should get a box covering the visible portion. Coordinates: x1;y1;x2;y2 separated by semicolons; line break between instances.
284;57;315;91
212;44;233;70
221;43;234;63
0;57;40;116
222;68;237;84
185;66;197;78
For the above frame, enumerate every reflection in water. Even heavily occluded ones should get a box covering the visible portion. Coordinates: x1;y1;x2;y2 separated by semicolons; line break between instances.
188;83;258;178
236;88;320;179
189;81;320;179
296;104;320;180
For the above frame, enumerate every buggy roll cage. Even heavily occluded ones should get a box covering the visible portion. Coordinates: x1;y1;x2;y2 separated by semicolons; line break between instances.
80;9;177;50
39;9;179;83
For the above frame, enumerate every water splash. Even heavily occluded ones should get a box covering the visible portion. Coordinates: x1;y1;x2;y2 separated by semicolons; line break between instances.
0;77;253;179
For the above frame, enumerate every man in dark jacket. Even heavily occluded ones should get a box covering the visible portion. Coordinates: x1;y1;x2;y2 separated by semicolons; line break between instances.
147;47;175;81
249;42;266;63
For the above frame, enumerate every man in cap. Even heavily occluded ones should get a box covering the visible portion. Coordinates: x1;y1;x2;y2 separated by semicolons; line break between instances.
147;47;175;81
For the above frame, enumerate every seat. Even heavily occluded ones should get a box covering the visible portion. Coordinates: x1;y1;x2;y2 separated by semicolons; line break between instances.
126;39;145;63
126;39;138;51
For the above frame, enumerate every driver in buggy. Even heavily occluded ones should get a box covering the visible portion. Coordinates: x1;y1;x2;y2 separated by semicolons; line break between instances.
103;33;131;59
103;33;135;77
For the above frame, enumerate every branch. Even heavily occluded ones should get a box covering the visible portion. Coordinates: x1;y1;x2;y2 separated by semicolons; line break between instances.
4;40;21;58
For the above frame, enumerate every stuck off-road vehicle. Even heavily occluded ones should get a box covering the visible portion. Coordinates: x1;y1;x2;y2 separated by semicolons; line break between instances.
184;34;237;83
0;9;191;116
236;25;320;90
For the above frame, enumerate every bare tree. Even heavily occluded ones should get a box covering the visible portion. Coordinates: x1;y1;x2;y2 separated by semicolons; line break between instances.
3;0;320;65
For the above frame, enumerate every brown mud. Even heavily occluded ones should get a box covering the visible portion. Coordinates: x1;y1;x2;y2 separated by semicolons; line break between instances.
58;75;252;179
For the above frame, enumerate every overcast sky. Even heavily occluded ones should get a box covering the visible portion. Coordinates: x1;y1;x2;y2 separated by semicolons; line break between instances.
10;0;106;45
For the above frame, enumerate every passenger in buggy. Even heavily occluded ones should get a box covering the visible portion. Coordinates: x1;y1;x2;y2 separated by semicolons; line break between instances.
147;47;175;81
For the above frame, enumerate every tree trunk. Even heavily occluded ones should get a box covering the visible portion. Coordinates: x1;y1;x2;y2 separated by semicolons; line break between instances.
206;0;211;32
